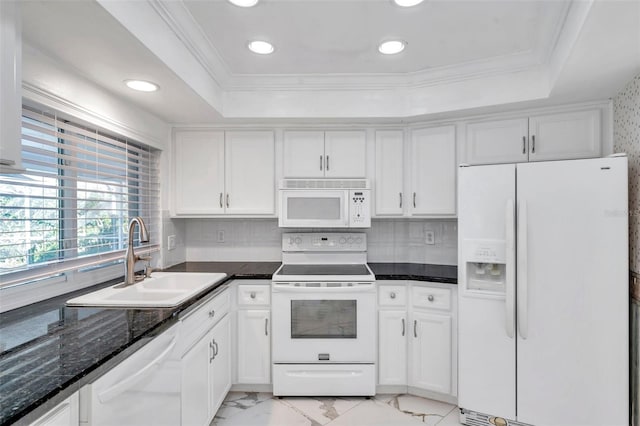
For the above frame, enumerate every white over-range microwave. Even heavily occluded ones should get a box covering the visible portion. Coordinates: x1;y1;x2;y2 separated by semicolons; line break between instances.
278;179;371;228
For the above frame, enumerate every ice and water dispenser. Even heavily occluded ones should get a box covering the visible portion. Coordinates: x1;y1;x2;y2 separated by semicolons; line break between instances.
463;239;507;294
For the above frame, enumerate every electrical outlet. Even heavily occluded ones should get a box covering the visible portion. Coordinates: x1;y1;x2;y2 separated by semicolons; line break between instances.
217;230;225;243
167;235;176;251
425;230;435;245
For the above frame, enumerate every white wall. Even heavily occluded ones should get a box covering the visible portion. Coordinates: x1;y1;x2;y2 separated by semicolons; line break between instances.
182;218;457;265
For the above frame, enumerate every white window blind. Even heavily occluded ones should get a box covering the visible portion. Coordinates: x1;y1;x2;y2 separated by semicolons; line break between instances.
0;106;160;287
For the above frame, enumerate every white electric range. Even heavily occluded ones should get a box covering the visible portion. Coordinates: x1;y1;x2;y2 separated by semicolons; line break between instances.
271;232;376;396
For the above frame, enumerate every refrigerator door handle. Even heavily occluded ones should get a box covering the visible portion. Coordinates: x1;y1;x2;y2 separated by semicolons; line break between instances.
505;198;516;339
517;199;529;339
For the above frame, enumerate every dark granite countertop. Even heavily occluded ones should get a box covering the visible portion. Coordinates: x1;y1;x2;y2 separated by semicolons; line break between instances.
0;261;454;425
369;263;457;284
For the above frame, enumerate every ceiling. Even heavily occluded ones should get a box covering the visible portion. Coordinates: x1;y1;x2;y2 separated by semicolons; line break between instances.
20;0;640;123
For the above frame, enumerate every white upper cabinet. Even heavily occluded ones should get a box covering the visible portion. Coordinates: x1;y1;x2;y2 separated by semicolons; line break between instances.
283;131;325;178
224;131;275;215
374;130;404;216
0;0;24;173
324;131;366;178
465;118;529;165
172;130;275;216
409;126;457;216
174;130;225;215
465;109;601;165
283;130;366;178
528;110;601;162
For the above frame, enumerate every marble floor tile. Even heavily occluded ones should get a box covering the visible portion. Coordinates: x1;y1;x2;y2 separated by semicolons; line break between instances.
213;399;315;426
436;408;463;425
278;396;365;425
213;392;274;424
384;394;457;425
326;399;429;426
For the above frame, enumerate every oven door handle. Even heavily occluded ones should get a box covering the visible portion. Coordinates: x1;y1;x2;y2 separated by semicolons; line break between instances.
272;284;375;293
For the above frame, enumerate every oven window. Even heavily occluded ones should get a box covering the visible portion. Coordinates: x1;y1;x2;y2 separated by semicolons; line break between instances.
291;300;356;339
287;198;341;220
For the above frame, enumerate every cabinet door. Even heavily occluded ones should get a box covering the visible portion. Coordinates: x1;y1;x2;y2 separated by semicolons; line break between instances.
409;311;452;394
528;110;600;162
324;131;367;178
465;118;529;165
31;392;79;426
237;309;271;384
224;131;275;214
174;131;225;215
181;335;211;426
210;315;231;418
410;126;456;215
378;310;408;385
374;131;404;216
283;131;325;178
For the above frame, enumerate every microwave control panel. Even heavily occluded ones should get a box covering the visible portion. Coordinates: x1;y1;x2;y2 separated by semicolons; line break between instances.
349;190;371;228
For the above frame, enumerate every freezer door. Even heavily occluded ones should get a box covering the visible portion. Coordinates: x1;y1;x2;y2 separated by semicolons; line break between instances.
516;157;628;426
458;164;516;420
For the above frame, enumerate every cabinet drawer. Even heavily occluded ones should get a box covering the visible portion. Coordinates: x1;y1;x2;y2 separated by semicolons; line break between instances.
180;288;230;353
238;285;271;306
378;285;407;307
411;286;451;311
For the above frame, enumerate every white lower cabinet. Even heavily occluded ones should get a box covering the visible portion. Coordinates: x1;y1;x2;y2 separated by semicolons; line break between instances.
30;392;79;426
237;309;271;384
378;281;457;402
181;314;231;426
409;311;452;394
378;310;408;385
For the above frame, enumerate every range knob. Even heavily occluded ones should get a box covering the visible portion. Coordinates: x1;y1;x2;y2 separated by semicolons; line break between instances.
339;237;346;244
289;237;295;245
355;237;363;244
347;237;354;244
295;237;302;245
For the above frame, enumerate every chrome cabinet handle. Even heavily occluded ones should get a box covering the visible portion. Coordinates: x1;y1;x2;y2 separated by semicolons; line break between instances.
209;341;215;363
265;318;269;336
390;292;396;299
401;318;405;337
226;194;230;208
522;136;526;154
213;339;219;357
250;291;256;299
399;193;402;208
413;192;416;208
320;155;323;171
414;320;417;338
428;295;435;302
219;193;223;208
326;155;330;171
531;135;536;154
209;310;215;318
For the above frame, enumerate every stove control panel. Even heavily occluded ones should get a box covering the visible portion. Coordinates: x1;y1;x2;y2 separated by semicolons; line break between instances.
282;232;367;252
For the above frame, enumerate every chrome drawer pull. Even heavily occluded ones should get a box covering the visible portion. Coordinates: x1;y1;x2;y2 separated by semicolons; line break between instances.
390;292;396;299
427;295;435;302
250;291;256;299
401;318;405;337
209;310;215;318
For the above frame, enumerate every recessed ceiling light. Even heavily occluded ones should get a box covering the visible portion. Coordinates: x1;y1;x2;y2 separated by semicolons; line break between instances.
378;40;406;55
124;80;159;92
248;40;274;55
228;0;259;7
393;0;424;6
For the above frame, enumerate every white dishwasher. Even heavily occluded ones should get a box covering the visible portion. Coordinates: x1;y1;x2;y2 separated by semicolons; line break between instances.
81;323;183;426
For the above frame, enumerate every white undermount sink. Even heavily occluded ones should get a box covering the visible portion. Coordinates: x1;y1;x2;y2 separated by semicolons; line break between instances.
66;272;227;308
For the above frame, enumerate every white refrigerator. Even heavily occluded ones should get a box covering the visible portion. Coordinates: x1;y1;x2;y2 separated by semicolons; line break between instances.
458;156;629;426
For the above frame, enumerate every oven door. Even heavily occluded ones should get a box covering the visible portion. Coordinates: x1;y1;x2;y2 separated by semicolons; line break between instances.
279;190;349;228
271;283;376;363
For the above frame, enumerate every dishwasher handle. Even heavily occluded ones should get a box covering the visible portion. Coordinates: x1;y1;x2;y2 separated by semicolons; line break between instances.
97;333;178;404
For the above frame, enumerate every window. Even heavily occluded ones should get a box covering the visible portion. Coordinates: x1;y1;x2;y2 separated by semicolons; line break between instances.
0;106;160;287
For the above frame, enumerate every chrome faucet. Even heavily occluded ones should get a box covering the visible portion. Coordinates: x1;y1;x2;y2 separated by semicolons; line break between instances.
123;216;150;286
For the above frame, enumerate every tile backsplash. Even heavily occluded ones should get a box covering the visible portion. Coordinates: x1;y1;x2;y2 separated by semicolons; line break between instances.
178;218;457;265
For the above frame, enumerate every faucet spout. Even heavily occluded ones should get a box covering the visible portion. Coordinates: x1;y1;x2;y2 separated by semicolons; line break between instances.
123;217;150;286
